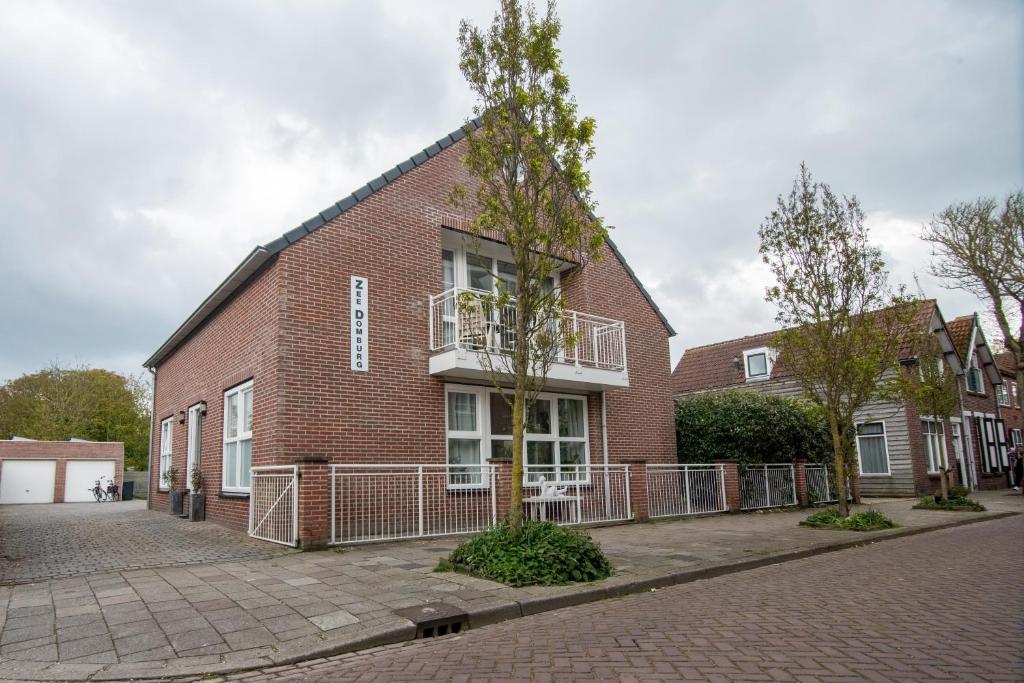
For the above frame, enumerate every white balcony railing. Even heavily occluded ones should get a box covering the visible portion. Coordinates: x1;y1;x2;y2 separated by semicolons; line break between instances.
429;287;627;372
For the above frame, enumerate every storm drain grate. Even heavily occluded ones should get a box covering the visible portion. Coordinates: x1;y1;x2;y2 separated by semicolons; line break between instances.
394;602;468;639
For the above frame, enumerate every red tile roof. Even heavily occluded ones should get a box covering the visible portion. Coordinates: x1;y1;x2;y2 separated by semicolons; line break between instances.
672;300;938;395
995;351;1018;376
946;315;974;359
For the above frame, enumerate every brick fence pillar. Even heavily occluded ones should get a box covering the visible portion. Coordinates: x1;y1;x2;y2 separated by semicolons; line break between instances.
292;456;330;550
490;458;512;524
620;459;648;522
715;460;742;512
794;459;809;507
849;471;862;504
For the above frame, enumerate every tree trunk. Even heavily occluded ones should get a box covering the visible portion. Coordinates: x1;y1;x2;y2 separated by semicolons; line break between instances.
509;383;525;532
828;413;850;517
939;466;950;501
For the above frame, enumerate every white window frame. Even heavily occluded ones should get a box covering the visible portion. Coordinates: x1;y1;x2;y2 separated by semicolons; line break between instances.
444;383;590;488
1010;429;1022;448
441;233;562;295
921;418;948;473
1010;381;1019;408
855;421;891;476
742;347;773;381
966;355;985;394
222;380;253;494
159;418;173;491
996;382;1010;407
444;385;485;490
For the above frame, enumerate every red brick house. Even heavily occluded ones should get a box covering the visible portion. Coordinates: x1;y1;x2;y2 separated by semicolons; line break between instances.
994;351;1022;483
945;315;1014;490
671;301;1011;497
144;119;677;548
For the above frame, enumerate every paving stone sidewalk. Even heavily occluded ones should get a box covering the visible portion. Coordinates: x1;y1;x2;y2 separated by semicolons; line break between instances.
0;492;1020;682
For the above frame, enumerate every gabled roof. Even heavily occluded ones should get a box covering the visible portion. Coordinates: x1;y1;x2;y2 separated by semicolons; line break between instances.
946;315;975;360
144;118;673;368
672;300;960;396
995;351;1018;377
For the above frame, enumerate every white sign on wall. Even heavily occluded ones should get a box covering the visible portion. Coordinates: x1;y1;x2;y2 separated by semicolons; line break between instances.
350;276;368;371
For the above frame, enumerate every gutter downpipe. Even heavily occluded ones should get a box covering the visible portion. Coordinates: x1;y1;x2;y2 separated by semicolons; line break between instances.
147;367;157;509
602;390;611;518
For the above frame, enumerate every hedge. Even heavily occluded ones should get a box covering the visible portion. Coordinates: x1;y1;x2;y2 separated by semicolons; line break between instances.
675;390;831;466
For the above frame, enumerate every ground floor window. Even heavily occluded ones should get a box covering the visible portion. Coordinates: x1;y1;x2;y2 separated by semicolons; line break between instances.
159;418;173;490
223;381;253;493
445;384;589;486
921;419;947;473
856;422;890;475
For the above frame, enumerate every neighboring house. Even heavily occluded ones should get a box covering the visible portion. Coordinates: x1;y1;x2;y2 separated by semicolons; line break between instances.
994;351;1022;470
945;315;1013;490
0;438;124;504
670;301;1000;497
144;119;677;547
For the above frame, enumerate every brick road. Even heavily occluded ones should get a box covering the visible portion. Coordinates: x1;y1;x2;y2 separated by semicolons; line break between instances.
227;515;1024;682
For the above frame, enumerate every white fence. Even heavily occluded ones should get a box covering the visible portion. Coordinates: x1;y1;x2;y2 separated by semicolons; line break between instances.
249;466;299;547
740;464;797;510
646;464;728;518
805;464;852;504
522;464;632;525
330;464;497;545
428;287;627;371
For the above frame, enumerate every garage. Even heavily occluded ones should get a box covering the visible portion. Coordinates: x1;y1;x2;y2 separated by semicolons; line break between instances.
0;438;124;504
0;460;57;504
64;460;117;502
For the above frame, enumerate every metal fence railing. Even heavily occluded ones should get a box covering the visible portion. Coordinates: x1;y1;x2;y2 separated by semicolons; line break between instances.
740;464;797;510
428;287;627;371
522;464;632;525
330;464;497;545
805;464;852;504
249;466;299;547
646;464;727;518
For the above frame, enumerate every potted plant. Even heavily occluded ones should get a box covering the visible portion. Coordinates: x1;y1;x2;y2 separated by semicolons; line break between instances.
162;465;183;515
189;467;205;522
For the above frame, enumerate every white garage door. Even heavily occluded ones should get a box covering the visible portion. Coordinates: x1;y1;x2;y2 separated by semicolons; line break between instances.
64;460;116;502
0;460;56;504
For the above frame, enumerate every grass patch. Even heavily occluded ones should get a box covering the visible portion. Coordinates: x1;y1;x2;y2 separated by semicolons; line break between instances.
801;507;898;531
913;496;986;512
437;520;612;587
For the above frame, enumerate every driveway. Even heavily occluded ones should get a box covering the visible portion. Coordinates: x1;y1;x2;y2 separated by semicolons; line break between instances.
0;500;292;584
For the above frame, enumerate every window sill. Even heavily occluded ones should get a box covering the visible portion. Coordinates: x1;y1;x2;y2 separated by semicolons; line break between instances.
219;491;250;499
859;473;892;478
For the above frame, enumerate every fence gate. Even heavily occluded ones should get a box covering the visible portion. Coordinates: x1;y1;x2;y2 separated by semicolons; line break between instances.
249;465;299;547
740;464;797;510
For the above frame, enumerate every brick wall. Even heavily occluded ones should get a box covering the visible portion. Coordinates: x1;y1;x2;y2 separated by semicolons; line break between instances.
0;440;123;503
149;134;676;542
959;377;1007;491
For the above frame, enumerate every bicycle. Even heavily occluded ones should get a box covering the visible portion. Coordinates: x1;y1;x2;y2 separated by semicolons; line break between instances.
88;477;120;502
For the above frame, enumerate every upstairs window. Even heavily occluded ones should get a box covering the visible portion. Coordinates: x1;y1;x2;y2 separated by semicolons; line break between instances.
743;348;772;380
966;355;984;394
997;382;1010;406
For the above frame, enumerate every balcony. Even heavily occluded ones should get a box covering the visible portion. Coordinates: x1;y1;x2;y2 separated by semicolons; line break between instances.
427;287;629;390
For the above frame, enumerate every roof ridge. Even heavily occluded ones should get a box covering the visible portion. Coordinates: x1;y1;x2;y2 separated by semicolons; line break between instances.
681;329;779;355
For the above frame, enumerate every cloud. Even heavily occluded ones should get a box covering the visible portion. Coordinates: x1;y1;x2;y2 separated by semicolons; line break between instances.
0;0;1020;382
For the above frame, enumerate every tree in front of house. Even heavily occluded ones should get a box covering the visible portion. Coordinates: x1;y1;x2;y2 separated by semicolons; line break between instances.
759;164;916;517
452;0;607;529
923;190;1024;396
0;364;151;470
901;332;960;500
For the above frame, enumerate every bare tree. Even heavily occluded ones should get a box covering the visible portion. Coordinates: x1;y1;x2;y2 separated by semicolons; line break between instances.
759;164;916;516
453;0;607;529
923;191;1024;391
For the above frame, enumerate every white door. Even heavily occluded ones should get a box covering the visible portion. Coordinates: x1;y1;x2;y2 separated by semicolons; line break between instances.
0;460;56;504
64;460;116;502
187;404;202;491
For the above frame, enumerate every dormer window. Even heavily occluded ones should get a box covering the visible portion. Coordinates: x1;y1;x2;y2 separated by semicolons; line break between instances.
743;348;772;380
966;354;984;394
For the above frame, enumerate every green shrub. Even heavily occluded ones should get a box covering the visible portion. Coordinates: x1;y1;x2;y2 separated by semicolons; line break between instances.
442;520;612;587
802;507;897;531
948;485;970;500
675;390;831;466
914;496;986;512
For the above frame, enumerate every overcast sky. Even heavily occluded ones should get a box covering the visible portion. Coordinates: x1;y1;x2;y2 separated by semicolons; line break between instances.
0;0;1021;383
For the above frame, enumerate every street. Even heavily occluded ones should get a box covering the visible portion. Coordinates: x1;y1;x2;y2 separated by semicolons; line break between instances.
224;515;1024;682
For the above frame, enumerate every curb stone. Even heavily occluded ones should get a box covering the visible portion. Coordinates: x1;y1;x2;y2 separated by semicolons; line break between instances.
3;510;1018;681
